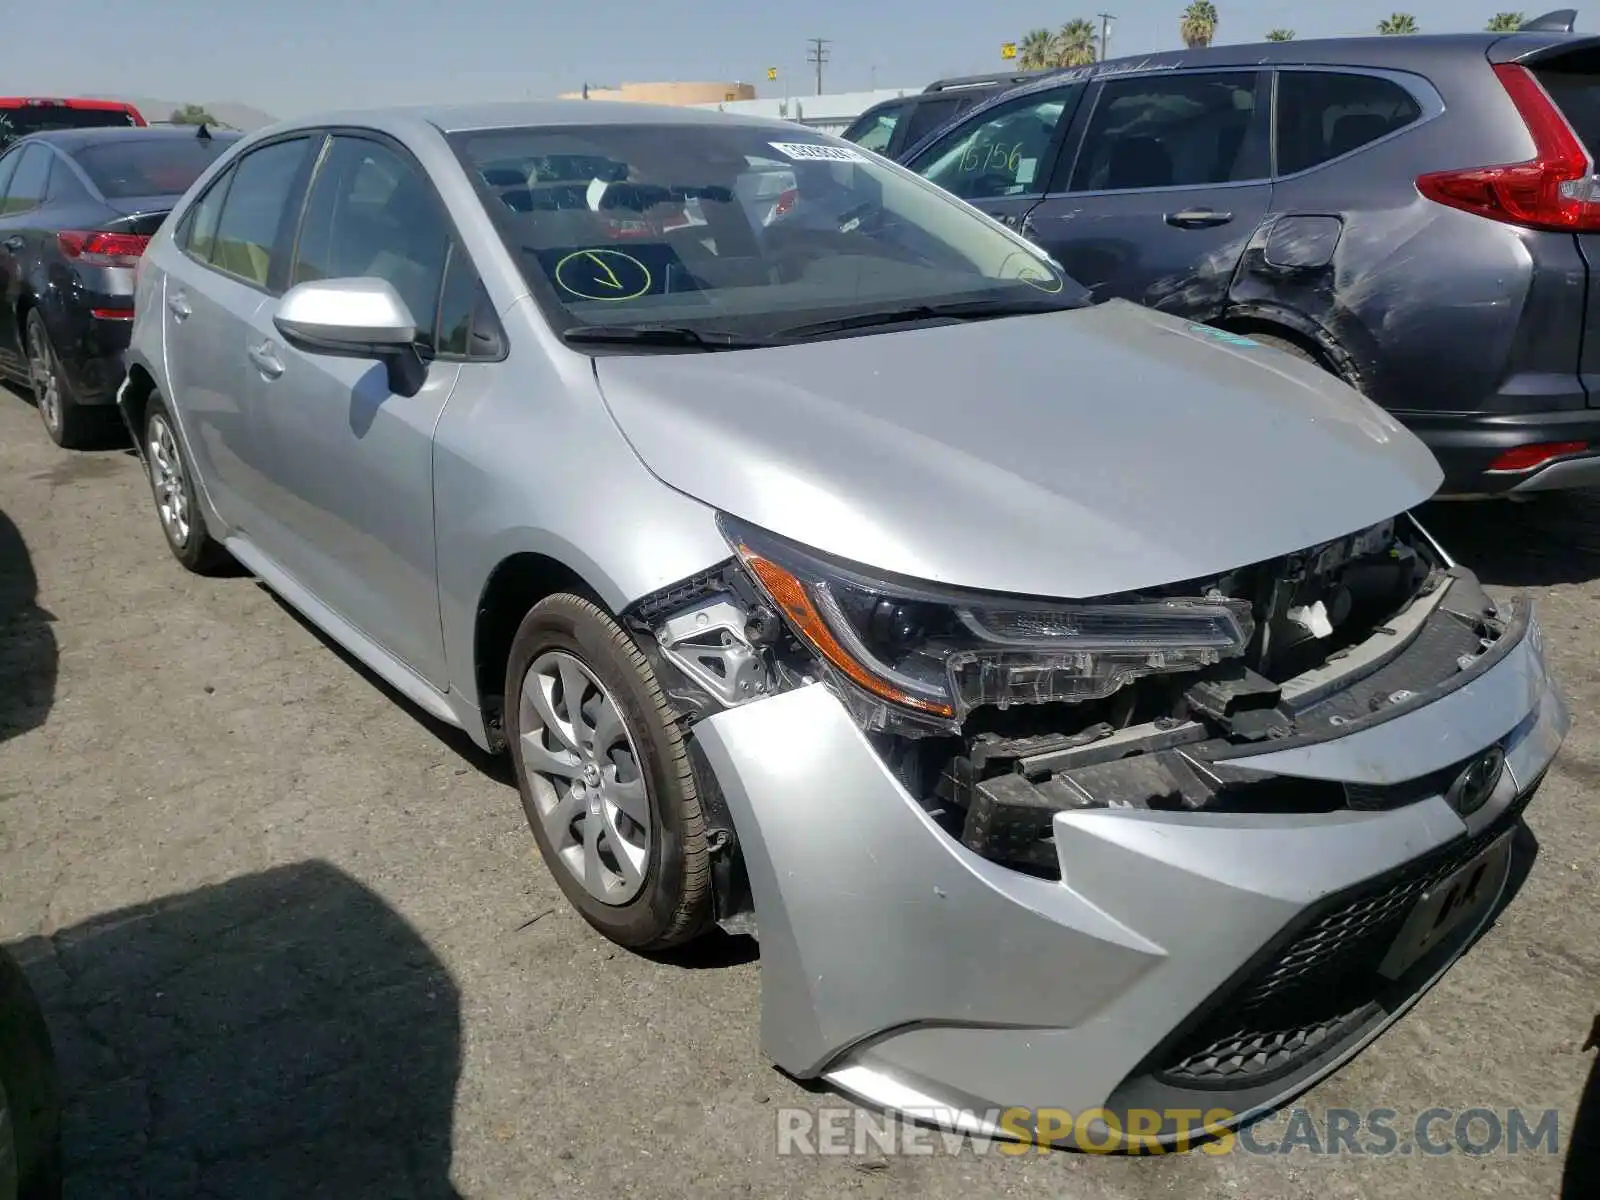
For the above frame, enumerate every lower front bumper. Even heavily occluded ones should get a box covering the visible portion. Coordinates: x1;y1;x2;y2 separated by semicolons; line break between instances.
1395;408;1600;495
693;605;1566;1148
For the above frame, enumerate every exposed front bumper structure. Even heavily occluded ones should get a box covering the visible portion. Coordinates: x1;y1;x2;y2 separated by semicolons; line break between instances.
693;599;1566;1148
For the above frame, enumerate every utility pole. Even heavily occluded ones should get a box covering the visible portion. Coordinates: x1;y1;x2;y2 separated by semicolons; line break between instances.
806;38;831;95
1096;13;1115;62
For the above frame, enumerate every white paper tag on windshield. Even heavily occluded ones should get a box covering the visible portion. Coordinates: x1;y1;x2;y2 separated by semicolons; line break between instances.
1015;158;1038;185
769;141;867;163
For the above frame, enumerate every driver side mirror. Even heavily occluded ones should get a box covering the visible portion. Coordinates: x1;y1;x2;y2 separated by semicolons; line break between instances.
273;277;428;397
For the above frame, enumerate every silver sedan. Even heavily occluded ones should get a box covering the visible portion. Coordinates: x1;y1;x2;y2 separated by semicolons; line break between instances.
117;100;1566;1149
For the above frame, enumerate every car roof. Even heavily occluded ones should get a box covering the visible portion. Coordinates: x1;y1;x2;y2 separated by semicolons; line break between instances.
991;30;1590;97
15;126;243;151
248;99;804;142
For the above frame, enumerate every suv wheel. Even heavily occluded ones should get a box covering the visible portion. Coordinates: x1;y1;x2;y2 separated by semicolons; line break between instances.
143;393;229;574
505;594;711;949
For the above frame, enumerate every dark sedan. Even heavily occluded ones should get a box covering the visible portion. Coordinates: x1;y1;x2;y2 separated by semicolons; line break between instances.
0;125;239;447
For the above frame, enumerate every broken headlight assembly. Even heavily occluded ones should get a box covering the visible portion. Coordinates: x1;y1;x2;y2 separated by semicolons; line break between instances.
717;514;1255;730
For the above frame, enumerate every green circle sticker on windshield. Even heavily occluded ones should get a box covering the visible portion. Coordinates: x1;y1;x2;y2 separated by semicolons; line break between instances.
554;249;653;301
1016;264;1064;294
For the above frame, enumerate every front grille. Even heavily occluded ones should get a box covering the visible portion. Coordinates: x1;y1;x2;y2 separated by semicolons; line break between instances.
1156;787;1535;1087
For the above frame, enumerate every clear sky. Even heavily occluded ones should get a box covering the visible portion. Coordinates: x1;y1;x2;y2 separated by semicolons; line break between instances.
1;1;1567;117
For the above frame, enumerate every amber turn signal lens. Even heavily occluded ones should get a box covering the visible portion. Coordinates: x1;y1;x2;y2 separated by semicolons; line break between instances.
739;548;956;718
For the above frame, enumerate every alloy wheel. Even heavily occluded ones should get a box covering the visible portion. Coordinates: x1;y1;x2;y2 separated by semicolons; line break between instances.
519;650;652;905
147;414;191;549
26;321;60;435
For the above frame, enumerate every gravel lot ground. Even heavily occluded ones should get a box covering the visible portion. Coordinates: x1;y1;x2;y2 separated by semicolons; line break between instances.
1;382;1596;1199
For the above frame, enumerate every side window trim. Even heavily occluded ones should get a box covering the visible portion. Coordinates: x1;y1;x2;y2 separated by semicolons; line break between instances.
286;126;492;353
909;84;1085;203
1056;67;1274;196
1270;66;1444;182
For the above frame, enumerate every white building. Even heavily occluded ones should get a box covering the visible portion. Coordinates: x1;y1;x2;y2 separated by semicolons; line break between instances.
692;88;918;134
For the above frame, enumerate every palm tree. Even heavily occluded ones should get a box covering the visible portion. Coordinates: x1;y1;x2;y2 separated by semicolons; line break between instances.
1017;28;1057;70
1181;1;1219;48
1266;28;1296;41
1377;12;1420;34
1485;12;1525;30
1053;18;1099;66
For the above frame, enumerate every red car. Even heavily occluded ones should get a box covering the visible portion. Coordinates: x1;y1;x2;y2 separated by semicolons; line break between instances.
0;98;145;150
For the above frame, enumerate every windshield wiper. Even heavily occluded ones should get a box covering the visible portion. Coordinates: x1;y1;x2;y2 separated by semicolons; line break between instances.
560;324;771;351
775;297;1078;340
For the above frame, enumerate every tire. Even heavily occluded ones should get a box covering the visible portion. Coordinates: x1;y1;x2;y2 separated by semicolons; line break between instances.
25;311;100;451
0;948;62;1200
141;392;230;575
505;593;711;950
1248;331;1323;368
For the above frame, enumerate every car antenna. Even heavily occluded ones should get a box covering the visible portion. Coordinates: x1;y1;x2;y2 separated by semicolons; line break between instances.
1519;9;1578;31
195;122;211;141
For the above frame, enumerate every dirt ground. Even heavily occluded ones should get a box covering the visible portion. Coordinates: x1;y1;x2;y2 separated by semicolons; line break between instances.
1;382;1596;1199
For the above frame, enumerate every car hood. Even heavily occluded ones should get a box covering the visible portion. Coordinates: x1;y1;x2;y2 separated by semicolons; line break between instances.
592;300;1443;598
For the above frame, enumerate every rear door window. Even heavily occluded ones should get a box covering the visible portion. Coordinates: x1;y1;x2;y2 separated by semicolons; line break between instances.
0;146;23;199
842;103;906;153
1275;70;1424;175
1;145;51;214
1067;71;1270;192
207;137;315;289
909;87;1079;201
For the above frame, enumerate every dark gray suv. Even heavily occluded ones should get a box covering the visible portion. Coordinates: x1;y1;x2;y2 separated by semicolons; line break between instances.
903;21;1600;496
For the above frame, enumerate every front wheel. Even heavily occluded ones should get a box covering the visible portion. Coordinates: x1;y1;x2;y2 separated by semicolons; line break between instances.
505;594;711;950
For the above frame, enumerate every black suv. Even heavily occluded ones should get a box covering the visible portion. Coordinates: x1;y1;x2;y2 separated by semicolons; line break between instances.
838;71;1060;161
901;15;1600;495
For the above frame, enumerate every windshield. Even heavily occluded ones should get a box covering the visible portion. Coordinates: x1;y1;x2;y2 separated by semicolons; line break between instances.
449;122;1087;343
0;105;137;150
71;136;238;198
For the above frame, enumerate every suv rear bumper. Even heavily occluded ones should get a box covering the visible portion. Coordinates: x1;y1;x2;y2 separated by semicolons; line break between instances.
1394;408;1600;495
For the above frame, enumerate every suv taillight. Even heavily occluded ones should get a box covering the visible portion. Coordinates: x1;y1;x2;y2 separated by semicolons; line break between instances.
57;230;150;266
1416;62;1600;232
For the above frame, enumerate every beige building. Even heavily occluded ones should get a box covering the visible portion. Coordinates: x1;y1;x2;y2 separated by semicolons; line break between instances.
557;81;757;106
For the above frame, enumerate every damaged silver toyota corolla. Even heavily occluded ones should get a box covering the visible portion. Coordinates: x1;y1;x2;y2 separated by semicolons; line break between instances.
121;104;1567;1150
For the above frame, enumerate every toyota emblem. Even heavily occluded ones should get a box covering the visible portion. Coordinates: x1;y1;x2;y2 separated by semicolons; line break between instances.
1447;747;1506;817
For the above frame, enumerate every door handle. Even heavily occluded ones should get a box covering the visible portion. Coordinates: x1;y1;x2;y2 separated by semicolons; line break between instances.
248;341;284;379
1165;209;1234;229
166;292;192;321
3;236;22;251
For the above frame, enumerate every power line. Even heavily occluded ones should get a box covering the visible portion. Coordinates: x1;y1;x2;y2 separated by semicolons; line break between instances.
806;37;831;95
1096;13;1116;62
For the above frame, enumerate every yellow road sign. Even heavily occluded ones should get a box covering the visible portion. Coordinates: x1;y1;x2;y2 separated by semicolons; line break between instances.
1001;42;1017;59
768;67;778;81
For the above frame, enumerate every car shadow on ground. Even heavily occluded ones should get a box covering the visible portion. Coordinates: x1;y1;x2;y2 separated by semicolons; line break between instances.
0;503;57;743
1564;1016;1600;1198
5;861;464;1199
1417;491;1600;587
